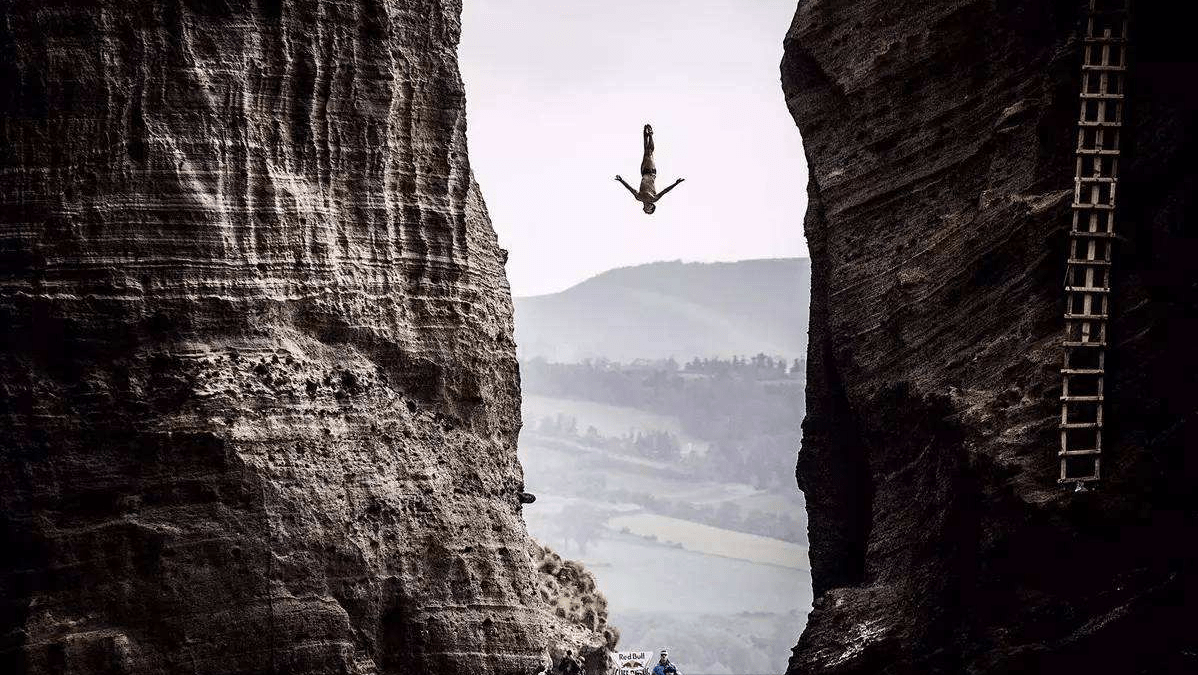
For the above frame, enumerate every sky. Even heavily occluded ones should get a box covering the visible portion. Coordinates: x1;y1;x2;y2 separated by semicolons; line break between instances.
459;0;808;297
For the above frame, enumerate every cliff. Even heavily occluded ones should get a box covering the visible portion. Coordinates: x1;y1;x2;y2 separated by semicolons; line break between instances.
0;2;607;674
783;1;1195;673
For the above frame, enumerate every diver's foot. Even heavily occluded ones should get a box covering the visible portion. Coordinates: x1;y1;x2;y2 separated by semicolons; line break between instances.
644;123;653;135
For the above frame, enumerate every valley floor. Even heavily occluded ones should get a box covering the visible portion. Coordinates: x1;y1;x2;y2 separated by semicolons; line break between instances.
520;395;812;674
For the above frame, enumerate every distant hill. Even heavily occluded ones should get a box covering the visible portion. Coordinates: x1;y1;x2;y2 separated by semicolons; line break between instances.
514;258;810;362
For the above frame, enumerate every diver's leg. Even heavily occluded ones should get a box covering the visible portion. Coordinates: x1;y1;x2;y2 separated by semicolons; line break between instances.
640;124;656;177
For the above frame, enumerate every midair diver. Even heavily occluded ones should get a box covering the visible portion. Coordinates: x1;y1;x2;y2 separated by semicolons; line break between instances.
615;124;684;214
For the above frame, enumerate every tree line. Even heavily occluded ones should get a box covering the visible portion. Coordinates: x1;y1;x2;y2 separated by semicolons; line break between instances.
521;357;805;491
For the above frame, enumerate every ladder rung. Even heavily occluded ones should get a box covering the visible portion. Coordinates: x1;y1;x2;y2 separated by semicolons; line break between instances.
1083;36;1126;44
1061;395;1104;402
1077;121;1123;129
1067;258;1111;266
1065;313;1109;320
1082;61;1128;71
1072;202;1116;210
1070;229;1116;238
1065;286;1110;293
1062;368;1104;375
1059;447;1102;456
1079;93;1125;101
1063;340;1108;348
1075;148;1121;156
1076;176;1117;183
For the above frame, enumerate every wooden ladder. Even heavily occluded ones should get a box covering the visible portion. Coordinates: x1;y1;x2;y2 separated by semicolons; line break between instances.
1059;0;1130;489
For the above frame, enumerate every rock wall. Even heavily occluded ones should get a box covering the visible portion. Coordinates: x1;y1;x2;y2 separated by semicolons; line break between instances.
783;1;1195;672
0;2;605;673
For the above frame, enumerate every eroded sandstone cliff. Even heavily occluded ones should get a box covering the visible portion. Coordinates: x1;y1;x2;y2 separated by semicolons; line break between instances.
0;2;606;673
783;1;1195;672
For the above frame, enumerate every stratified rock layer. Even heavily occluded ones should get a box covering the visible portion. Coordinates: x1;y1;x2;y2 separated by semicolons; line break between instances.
783;1;1195;673
0;2;603;673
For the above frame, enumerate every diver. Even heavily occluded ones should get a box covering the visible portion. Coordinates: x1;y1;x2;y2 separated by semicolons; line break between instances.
615;124;685;214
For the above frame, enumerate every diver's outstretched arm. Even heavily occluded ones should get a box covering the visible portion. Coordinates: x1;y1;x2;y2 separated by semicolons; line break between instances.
615;175;639;196
653;178;685;201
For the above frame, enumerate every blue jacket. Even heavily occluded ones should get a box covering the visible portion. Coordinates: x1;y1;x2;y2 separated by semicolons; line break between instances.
653;662;678;675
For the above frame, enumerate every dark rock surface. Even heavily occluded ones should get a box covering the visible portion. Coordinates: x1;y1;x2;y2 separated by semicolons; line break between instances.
0;2;607;673
782;1;1195;673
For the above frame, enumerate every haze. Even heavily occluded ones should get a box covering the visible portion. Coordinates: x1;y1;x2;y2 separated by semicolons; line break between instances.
460;0;809;296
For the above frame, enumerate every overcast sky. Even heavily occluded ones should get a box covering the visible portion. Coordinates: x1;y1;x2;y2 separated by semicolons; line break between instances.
459;0;808;297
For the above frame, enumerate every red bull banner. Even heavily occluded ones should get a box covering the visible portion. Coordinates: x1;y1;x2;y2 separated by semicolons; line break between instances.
614;650;650;675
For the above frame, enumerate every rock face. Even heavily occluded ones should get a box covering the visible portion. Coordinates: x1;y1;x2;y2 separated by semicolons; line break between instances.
0;2;605;674
783;1;1195;673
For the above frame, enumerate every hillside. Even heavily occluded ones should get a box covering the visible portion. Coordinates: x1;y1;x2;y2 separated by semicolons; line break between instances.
514;259;810;362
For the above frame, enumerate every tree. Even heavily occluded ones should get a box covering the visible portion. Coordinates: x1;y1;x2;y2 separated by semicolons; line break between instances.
560;503;607;555
584;425;601;444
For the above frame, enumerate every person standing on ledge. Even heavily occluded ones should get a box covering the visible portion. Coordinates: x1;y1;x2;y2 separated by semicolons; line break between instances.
652;649;678;675
556;650;581;675
615;124;685;214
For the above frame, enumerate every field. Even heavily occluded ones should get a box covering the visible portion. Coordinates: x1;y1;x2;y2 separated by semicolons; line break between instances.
523;394;711;454
607;513;808;570
519;437;803;521
524;495;811;616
